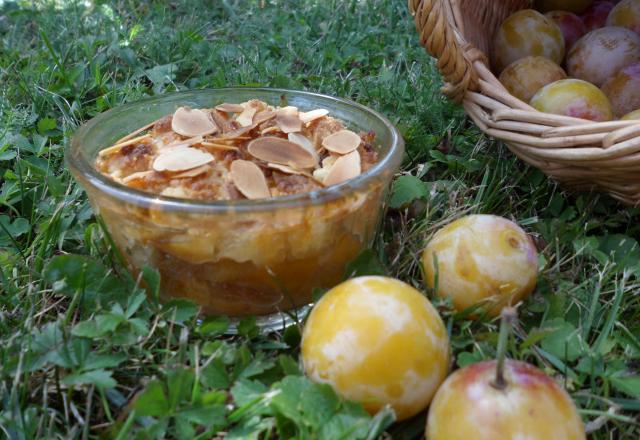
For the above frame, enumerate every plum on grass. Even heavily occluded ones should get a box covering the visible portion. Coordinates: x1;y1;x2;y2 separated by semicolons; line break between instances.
301;276;450;421
425;308;586;440
422;215;538;317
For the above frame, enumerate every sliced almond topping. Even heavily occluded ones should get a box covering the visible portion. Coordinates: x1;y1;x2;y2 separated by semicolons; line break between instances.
312;167;331;185
171;107;219;137
173;164;211;178
322;155;338;168
260;126;280;135
322;129;361;154
230;160;271;199
236;107;257;127
153;147;214;172
299;109;329;124
323;150;361;186
215;103;245;113
114;118;163;144
288;133;319;164
201;141;239;151
214;125;255;140
247;136;317;169
254;110;276;125
267;163;311;176
210;110;236;133
276;108;302;133
98;134;152;157
122;170;155;183
163;135;204;150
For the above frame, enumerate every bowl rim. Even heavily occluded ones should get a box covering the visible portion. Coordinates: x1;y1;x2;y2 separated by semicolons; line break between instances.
67;87;404;213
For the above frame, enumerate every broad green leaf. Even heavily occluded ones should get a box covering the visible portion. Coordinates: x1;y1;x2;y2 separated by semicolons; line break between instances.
388;175;429;209
611;376;640;398
345;249;386;277
62;369;116;389
134;380;170;417
541;319;585;362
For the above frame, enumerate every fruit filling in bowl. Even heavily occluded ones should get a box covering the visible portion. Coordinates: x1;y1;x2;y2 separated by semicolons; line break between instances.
68;89;403;318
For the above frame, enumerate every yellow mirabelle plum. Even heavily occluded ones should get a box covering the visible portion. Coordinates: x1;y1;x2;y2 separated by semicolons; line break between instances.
499;56;567;102
530;79;613;121
493;9;565;72
301;276;450;421
422;215;538;317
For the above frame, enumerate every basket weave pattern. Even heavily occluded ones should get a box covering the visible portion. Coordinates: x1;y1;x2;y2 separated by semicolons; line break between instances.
409;0;640;205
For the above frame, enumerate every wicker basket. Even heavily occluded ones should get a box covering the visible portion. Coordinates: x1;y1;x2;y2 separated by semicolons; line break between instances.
408;0;640;205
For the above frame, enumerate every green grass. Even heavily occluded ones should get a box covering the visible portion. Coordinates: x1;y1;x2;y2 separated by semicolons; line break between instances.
1;0;639;438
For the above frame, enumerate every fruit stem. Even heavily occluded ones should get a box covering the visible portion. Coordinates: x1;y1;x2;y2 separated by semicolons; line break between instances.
493;307;517;391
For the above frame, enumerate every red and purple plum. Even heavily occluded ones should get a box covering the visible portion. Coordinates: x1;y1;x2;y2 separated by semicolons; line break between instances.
426;360;586;440
499;56;567;102
582;1;616;31
531;79;613;121
545;10;588;49
493;9;565;73
567;26;640;86
536;0;594;13
602;62;640;116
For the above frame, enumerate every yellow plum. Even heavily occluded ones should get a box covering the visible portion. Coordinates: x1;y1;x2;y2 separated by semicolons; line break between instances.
422;215;538;317
621;108;640;119
493;9;565;72
301;276;450;421
499;56;567;102
531;78;613;121
607;0;640;34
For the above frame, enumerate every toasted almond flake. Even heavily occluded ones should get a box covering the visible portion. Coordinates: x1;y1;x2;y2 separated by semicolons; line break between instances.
171;107;219;137
288;133;319;164
163;135;204;150
210;110;236;133
322;129;361;154
247;136;317;169
201;141;240;151
299;109;329;124
214;125;255;140
322;155;338;168
312;167;331;185
230;160;271;199
280;106;298;113
161;186;188;198
276;108;302;133
236;107;257;127
260;126;280;135
215;103;245;113
114;118;163;144
323;150;361;186
98;134;152;157
153;147;214;172
173;164;211;178
267;163;311;176
122;170;155;183
254;110;276;125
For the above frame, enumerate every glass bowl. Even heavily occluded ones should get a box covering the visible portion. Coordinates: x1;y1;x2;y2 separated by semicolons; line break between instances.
67;88;404;319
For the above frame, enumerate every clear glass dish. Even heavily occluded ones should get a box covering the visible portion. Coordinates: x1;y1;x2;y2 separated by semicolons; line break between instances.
67;88;404;318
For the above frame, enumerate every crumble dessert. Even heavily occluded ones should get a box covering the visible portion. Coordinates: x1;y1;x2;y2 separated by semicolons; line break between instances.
95;100;379;200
